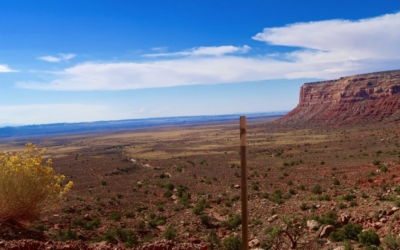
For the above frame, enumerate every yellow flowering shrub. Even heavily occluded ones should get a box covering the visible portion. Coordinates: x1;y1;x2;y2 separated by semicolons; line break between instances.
0;143;73;221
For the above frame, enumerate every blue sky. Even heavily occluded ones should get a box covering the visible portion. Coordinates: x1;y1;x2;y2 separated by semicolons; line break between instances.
1;0;400;125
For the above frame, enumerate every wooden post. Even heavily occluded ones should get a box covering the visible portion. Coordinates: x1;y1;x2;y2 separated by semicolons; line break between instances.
240;116;248;250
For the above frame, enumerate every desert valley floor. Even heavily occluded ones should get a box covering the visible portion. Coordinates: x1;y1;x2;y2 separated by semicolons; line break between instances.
2;117;400;249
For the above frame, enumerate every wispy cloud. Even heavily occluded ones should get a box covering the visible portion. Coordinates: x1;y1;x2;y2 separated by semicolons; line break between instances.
18;12;400;91
151;106;169;114
38;53;76;63
151;47;168;52
143;45;251;57
0;64;16;73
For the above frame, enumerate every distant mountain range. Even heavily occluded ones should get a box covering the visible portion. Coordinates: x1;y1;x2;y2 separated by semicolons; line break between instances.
0;112;287;139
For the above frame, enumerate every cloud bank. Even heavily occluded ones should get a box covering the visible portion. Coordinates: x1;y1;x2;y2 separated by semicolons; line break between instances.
20;12;400;91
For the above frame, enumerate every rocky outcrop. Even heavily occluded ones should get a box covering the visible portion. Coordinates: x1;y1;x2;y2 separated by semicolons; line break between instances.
278;70;400;126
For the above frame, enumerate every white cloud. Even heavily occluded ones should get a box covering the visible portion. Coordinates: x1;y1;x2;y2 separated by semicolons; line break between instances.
253;12;400;61
38;53;76;63
18;12;400;91
0;64;16;73
143;45;251;57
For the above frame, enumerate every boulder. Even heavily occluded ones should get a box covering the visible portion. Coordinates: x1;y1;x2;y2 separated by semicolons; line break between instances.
317;225;335;238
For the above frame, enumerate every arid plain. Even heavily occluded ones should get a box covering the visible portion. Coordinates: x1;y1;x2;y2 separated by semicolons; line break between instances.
2;116;400;249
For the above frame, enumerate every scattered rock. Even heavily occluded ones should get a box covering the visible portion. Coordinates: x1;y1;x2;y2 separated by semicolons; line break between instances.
333;246;345;250
317;225;335;238
268;214;278;222
249;238;260;248
340;213;350;224
306;220;320;231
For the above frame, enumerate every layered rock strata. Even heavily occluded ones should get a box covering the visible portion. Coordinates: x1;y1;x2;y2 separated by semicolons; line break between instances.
278;70;400;126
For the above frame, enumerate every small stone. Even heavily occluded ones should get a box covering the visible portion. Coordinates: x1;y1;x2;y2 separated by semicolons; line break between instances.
249;238;260;248
307;220;320;230
268;214;278;222
380;218;388;223
333;246;345;250
340;213;350;224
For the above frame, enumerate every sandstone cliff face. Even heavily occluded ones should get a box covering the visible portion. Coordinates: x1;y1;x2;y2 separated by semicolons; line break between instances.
278;70;400;126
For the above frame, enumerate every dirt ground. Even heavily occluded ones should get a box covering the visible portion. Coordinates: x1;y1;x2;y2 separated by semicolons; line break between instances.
1;117;400;249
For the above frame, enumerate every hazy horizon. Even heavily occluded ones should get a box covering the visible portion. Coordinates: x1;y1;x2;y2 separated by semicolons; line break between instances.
0;111;288;128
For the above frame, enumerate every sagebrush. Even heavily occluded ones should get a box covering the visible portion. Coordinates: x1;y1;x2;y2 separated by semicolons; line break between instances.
0;143;73;221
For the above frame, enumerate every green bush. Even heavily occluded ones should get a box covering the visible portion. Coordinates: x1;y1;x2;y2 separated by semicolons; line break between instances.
109;212;121;221
251;181;259;190
383;233;400;249
333;179;340;185
329;231;343;242
164;182;175;190
318;210;337;226
342;240;354;250
379;165;388;173
269;190;284;204
54;228;78;241
338;202;347;210
329;223;362;242
163;224;177;240
341;223;362;241
135;220;145;230
312;184;323;194
372;160;380;165
115;227;138;247
300;202;308;211
358;229;380;246
207;229;221;249
223;214;242;229
222;234;242;250
193;198;208;215
179;193;191;207
199;214;210;226
163;190;173;198
93;227;138;247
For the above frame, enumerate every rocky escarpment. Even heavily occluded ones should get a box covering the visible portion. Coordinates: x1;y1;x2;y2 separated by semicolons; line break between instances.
278;70;400;126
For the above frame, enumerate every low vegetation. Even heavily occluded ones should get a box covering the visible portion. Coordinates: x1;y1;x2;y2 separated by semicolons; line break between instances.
0;143;73;221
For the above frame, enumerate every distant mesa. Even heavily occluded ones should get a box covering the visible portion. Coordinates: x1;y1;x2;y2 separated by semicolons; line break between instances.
277;69;400;126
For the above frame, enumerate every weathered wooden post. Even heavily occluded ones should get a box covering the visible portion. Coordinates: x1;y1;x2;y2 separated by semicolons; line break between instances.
240;116;248;250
